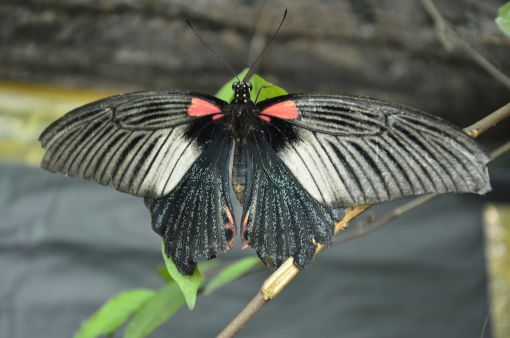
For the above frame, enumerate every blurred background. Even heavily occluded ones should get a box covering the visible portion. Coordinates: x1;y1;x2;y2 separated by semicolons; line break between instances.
0;0;509;337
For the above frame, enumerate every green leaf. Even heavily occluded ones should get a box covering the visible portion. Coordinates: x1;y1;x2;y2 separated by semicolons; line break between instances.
204;256;261;295
248;73;287;103
496;2;510;37
155;265;174;283
73;289;155;338
155;260;220;283
214;69;287;103
161;241;202;309
124;283;185;338
197;259;222;275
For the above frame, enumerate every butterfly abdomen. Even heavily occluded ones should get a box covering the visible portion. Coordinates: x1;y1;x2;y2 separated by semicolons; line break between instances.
232;140;248;203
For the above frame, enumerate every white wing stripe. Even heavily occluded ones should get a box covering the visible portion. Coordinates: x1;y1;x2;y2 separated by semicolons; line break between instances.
70;123;114;175
365;138;409;197
391;128;451;192
280;142;323;203
349;139;392;200
300;132;340;204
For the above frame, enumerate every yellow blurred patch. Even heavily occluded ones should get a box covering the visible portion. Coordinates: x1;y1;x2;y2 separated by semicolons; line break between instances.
0;80;114;166
484;204;510;338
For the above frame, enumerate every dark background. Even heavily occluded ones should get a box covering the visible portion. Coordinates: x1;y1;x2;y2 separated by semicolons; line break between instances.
1;0;509;337
1;0;509;136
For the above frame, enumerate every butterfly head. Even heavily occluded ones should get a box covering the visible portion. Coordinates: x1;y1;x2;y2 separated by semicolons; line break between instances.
232;81;252;104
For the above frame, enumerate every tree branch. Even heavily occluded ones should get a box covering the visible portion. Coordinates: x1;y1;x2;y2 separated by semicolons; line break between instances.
217;291;266;338
420;0;510;90
216;101;510;338
465;102;510;138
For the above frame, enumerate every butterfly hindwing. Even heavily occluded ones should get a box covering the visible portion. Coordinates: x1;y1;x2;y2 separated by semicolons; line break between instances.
241;135;342;269
39;90;227;198
145;131;235;275
257;94;491;208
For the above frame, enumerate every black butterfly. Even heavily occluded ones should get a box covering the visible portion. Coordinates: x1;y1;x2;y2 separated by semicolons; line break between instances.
39;79;491;274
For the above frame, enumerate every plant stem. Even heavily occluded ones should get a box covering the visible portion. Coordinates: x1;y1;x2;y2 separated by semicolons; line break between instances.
216;291;266;338
465;102;510;138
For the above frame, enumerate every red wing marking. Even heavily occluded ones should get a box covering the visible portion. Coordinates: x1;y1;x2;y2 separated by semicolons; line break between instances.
225;207;235;224
241;212;250;249
224;207;236;250
260;100;299;120
212;114;225;120
187;98;222;117
258;115;271;122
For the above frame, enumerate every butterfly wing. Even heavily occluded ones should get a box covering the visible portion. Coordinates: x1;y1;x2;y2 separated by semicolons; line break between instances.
40;91;235;274
257;94;491;208
242;93;491;270
39;90;226;198
241;134;343;269
145;129;235;275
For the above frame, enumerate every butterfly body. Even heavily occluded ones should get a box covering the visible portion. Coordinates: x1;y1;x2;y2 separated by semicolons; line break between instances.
39;80;491;274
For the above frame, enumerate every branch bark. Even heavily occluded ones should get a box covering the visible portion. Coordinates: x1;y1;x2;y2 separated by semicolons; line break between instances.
216;101;510;338
465;102;510;138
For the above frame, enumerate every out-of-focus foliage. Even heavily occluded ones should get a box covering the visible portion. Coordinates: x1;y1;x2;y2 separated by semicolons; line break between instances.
123;283;185;338
204;257;261;295
73;255;262;338
484;204;510;338
496;2;510;37
74;289;155;338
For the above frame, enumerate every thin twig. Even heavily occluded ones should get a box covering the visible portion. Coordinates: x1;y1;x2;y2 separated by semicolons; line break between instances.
216;101;510;338
480;314;489;338
217;291;266;338
465;102;510;138
332;194;436;247
421;0;453;51
420;0;510;90
490;139;510;160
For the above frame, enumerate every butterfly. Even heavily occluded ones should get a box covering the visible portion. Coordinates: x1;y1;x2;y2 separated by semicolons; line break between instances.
38;76;491;275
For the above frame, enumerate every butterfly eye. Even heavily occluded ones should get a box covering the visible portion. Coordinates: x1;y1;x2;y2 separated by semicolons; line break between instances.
232;82;239;90
246;82;252;91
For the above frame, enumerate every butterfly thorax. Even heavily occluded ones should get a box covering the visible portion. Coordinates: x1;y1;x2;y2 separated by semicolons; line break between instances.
228;102;260;141
226;81;261;142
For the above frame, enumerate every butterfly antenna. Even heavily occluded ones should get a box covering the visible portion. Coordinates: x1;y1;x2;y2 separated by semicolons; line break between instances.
243;8;287;81
186;19;240;82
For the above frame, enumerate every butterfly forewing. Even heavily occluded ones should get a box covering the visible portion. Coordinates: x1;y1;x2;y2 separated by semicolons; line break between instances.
256;94;491;208
39;90;227;198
